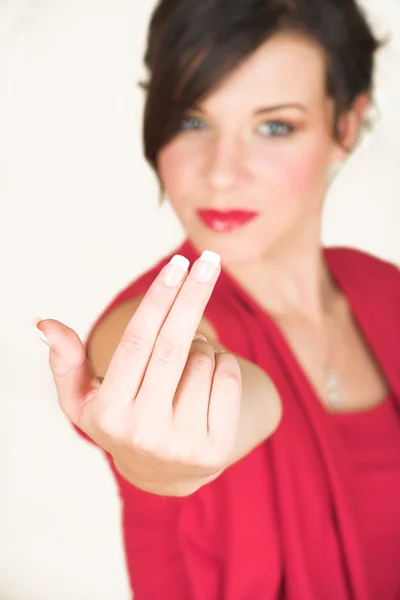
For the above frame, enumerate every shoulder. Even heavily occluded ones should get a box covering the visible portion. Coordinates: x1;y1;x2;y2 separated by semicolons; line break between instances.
326;245;398;271
86;249;176;340
84;248;176;371
103;252;176;314
325;246;400;292
89;239;199;326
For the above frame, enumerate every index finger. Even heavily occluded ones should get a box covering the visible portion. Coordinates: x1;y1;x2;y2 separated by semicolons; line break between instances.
97;254;191;408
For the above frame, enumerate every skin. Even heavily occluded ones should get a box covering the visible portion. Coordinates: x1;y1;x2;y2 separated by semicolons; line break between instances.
38;32;388;499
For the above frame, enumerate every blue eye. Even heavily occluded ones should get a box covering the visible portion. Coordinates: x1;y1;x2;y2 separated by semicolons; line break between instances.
179;116;207;131
258;121;294;137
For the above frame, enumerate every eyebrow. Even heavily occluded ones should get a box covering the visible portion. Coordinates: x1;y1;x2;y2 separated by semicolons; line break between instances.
191;102;309;116
254;103;308;114
191;102;308;115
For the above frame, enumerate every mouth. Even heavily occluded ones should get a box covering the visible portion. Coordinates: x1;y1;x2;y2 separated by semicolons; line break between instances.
196;209;259;233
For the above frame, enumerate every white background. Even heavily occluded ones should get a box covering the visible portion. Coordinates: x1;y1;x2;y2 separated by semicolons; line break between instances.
0;1;399;598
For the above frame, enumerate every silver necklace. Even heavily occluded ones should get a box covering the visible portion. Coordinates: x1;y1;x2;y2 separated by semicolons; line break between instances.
322;310;342;410
276;290;343;410
325;366;342;410
288;306;342;410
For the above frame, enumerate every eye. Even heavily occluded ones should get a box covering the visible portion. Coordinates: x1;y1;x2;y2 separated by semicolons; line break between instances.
179;116;208;132
257;121;294;137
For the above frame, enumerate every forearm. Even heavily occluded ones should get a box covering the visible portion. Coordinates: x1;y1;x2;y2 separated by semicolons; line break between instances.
227;355;282;466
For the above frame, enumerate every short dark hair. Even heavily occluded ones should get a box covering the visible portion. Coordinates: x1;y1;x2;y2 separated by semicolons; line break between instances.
142;0;383;173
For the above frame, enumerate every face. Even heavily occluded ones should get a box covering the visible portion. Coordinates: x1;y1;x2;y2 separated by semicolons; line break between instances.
158;33;361;265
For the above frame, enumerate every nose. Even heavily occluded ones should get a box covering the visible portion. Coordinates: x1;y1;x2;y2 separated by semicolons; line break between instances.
206;135;248;192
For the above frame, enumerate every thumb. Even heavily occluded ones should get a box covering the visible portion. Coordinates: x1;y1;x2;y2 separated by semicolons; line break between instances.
36;319;99;426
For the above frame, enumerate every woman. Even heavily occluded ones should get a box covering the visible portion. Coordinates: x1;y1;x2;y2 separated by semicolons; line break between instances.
36;0;400;598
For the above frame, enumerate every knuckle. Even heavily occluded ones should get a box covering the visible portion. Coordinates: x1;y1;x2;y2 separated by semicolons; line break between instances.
120;331;152;357
204;455;226;472
204;442;230;471
130;421;167;455
168;439;219;472
216;372;241;395
94;411;121;440
196;451;226;474
132;434;158;455
167;436;198;464
153;338;181;364
168;444;191;464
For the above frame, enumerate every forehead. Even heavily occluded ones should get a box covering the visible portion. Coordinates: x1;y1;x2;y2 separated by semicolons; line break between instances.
200;33;327;113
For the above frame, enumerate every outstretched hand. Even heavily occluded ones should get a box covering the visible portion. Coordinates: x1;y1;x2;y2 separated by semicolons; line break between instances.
37;251;242;496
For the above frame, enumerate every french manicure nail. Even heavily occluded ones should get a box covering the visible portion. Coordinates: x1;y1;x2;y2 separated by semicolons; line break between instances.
162;254;190;287
193;251;221;283
35;323;51;348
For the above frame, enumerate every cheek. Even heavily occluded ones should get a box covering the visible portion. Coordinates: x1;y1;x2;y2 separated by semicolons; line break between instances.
158;141;203;202
252;132;331;206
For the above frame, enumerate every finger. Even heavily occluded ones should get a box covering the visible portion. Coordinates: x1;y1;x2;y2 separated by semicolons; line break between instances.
207;351;241;462
98;255;190;409
172;334;215;437
36;319;99;425
136;251;221;411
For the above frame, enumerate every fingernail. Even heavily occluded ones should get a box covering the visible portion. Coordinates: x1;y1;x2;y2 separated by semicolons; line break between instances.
193;251;221;283
35;321;51;348
162;254;190;287
193;333;208;343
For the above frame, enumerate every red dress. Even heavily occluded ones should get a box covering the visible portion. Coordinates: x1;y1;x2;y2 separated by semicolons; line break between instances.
331;397;400;600
80;240;400;599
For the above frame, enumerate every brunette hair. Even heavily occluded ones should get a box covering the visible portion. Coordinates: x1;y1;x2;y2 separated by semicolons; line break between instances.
142;0;382;172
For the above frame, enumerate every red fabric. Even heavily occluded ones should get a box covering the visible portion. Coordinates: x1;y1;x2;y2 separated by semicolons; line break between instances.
331;397;400;599
78;240;400;600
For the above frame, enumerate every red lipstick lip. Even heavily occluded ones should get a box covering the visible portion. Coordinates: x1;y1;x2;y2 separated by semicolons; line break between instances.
196;209;259;233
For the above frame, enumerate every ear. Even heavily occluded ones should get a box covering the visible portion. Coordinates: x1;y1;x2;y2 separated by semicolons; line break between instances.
331;93;370;161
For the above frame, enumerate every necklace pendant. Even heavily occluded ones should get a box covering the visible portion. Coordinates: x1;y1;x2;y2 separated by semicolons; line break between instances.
326;367;341;409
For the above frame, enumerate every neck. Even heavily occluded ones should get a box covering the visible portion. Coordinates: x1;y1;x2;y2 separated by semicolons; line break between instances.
224;219;337;325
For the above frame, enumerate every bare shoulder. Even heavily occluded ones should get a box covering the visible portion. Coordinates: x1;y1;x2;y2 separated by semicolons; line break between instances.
87;296;145;377
88;295;219;378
